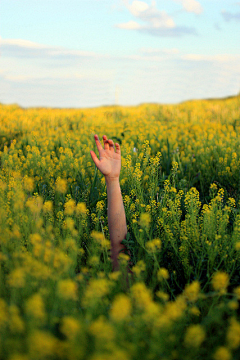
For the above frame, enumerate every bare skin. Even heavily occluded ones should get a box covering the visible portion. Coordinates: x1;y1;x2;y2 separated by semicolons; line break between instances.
90;134;130;272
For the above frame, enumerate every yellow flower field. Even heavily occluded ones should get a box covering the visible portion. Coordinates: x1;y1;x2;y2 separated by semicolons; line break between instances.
0;95;240;360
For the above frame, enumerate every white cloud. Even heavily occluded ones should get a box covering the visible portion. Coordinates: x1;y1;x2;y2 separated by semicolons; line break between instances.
140;47;179;55
181;0;203;14
116;0;197;36
0;38;99;59
128;0;149;16
182;54;240;62
116;20;141;29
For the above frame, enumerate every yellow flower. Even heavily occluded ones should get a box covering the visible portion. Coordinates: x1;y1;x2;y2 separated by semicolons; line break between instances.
211;271;229;294
118;253;130;264
89;315;115;341
132;260;146;276
184;281;200;302
228;301;238;310
64;199;76;215
146;238;162;253
184;324;205;348
25;293;46;322
210;183;218;191
43;200;53;213
28;330;57;359
110;294;132;321
0;298;8;327
189;306;200;316
75;202;87;216
139;212;151;228
130;282;152;309
157;268;169;281
55;178;67;193
88;255;100;267
213;347;231;360
23;176;34;192
60;316;81;340
156;291;169;302
90;349;130;360
227;317;240;349
8;268;26;288
82;278;110;307
91;231;111;250
57;279;78;301
9;305;25;333
26;196;43;215
233;286;240;300
165;295;187;321
235;242;240;251
109;271;121;281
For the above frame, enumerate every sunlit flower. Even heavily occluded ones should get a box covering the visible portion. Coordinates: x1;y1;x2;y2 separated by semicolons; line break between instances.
213;347;231;360
184;324;205;347
57;279;78;301
211;271;229;294
157;268;169;281
110;294;132;321
55;178;67;193
60;316;81;340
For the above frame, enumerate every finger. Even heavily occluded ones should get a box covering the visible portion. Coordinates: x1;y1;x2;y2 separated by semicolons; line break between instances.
90;151;100;168
103;135;109;150
94;134;103;153
115;143;121;155
108;139;115;152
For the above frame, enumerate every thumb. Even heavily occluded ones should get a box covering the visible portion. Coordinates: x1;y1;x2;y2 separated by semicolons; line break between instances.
90;151;100;168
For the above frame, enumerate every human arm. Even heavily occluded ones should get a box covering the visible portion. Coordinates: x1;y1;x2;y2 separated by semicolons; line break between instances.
90;134;129;271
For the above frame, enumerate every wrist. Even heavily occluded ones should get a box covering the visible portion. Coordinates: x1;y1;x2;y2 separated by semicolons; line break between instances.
105;176;120;186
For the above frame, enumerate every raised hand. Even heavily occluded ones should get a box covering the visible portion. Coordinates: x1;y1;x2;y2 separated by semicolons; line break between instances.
90;135;121;180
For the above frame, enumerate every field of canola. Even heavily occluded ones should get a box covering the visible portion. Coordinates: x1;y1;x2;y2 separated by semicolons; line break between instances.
0;95;240;360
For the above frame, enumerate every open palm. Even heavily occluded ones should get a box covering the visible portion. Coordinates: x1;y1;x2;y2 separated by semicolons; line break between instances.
90;135;121;179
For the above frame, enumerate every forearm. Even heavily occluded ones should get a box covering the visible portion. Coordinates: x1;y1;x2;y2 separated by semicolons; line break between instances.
105;177;128;271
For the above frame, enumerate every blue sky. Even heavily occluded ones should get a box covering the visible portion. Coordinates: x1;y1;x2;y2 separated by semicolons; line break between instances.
0;0;240;108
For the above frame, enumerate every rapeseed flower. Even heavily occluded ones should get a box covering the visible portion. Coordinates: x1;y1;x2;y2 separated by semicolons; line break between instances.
156;291;169;302
42;200;53;213
82;278;110;307
25;293;46;322
60;316;81;340
184;280;200;302
157;268;169;281
226;317;240;349
139;212;151;228
146;238;162;253
55;178;67;193
64;199;76;215
0;298;8;327
8;305;25;333
233;286;240;300
132;260;146;276
28;330;57;359
75;202;87;215
213;347;231;360
189;306;200;316
57;279;78;301
8;268;26;288
110;294;132;321
184;324;205;348
23;176;34;192
89;315;115;341
211;271;229;294
130;282;152;309
109;270;121;281
91;231;111;249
